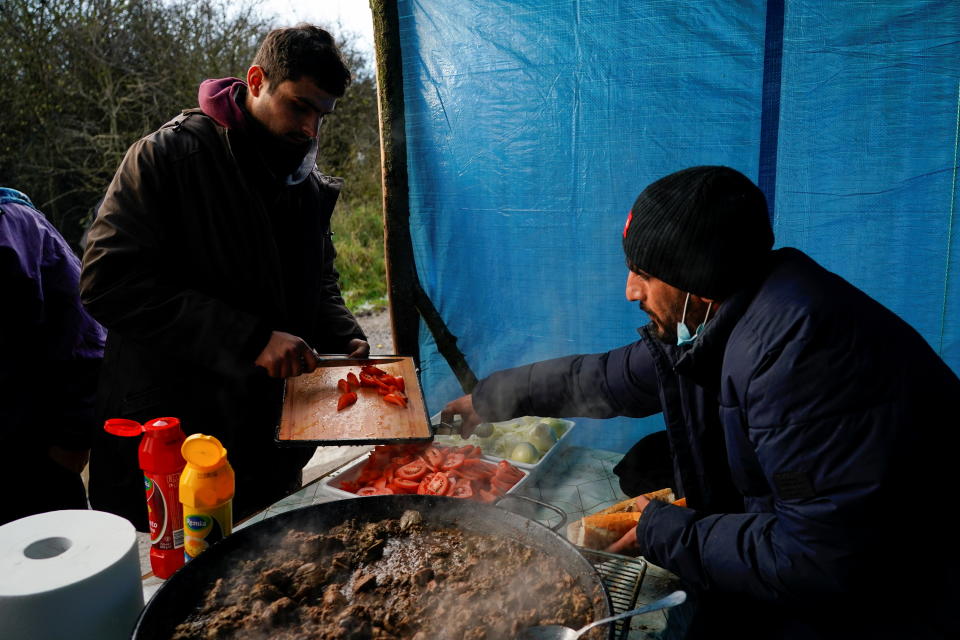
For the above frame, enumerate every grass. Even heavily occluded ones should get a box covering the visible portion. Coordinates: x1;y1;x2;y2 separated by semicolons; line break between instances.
331;198;388;312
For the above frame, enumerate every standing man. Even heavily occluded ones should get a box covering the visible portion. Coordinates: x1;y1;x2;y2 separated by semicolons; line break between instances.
442;166;959;638
1;188;105;525
81;25;369;528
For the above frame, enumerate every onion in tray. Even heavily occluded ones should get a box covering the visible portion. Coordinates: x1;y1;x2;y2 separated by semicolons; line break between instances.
528;422;559;453
436;415;571;464
510;441;541;464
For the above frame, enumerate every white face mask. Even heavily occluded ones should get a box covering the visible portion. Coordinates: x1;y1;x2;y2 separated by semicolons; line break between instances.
676;292;712;346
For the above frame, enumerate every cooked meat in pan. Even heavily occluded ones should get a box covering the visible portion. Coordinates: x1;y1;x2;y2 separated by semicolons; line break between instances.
170;510;605;640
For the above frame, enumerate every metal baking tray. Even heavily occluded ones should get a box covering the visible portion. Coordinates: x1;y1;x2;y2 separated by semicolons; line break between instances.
431;414;576;471
321;448;530;499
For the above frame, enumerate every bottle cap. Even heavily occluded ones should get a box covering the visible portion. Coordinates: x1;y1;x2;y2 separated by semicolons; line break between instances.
144;417;182;434
103;418;143;437
181;433;227;468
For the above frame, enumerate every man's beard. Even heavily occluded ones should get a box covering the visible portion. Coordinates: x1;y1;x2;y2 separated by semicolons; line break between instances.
246;113;312;176
641;308;679;345
650;321;679;345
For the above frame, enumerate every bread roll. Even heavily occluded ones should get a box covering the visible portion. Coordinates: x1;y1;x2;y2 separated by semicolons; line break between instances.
566;487;676;549
588;488;675;516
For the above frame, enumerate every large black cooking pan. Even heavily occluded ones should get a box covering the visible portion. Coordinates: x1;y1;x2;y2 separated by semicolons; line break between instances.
132;494;614;639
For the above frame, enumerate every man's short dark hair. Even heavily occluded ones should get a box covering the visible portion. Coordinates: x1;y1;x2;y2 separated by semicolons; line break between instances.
252;24;352;97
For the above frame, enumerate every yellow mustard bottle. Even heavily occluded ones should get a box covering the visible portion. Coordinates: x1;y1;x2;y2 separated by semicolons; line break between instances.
179;433;234;561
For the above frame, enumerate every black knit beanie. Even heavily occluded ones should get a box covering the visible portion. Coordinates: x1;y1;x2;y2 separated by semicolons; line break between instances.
622;166;773;300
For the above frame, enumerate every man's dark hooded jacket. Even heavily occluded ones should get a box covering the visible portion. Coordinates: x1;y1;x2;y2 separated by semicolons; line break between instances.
81;79;365;528
474;248;959;639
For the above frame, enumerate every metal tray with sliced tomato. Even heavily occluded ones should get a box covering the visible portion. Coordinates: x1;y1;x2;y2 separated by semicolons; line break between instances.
321;442;529;503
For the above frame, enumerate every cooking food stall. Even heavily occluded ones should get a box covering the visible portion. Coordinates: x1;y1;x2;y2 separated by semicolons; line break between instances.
83;356;682;639
3;361;686;639
135;434;687;640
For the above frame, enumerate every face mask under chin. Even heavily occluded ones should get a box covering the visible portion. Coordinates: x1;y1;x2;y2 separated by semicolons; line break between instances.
676;292;712;346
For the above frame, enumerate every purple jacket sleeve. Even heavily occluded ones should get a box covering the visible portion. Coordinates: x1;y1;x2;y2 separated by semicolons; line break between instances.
0;198;105;450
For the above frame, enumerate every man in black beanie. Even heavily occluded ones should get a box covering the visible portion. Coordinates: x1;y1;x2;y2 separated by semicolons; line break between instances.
442;166;959;639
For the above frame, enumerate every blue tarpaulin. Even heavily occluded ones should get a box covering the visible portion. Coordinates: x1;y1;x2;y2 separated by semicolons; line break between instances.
395;0;960;452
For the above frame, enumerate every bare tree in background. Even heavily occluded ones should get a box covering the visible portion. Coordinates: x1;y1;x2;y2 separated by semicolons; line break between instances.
319;39;381;213
1;0;381;251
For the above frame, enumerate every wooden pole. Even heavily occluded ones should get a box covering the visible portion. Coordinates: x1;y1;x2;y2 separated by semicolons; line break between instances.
370;0;479;393
371;0;419;362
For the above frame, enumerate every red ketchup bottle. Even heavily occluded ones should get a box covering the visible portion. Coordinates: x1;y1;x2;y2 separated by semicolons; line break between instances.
104;417;186;578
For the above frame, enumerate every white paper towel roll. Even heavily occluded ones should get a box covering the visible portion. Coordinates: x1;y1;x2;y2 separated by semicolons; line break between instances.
0;509;144;640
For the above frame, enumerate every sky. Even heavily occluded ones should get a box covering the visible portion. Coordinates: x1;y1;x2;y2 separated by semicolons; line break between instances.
259;0;375;59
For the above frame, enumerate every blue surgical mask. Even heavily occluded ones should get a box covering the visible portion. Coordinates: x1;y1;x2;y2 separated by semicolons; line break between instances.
676;292;712;346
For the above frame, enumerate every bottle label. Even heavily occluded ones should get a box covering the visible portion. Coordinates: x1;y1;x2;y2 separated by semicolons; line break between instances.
144;471;184;550
183;501;232;561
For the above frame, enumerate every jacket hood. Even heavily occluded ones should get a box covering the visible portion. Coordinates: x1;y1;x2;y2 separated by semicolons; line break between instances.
197;77;317;185
0;187;35;209
198;77;247;131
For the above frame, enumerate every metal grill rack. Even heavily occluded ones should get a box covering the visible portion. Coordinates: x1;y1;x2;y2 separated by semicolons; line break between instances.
581;548;647;640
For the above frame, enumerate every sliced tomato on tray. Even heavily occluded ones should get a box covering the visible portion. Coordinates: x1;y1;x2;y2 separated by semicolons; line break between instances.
343;444;522;502
443;475;458;496
384;464;399;485
495;459;525;482
416;472;434;495
417;471;450;496
389;477;421;494
423;446;446;470
455;458;495;480
440;453;465;471
454;445;482;458
450;482;474;499
357;468;380;485
477;488;500;503
396;460;428;481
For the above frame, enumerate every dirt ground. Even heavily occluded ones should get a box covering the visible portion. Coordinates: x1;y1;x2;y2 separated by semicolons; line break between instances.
355;308;394;354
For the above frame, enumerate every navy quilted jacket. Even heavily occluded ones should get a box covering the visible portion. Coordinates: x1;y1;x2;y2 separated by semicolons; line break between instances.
474;248;959;638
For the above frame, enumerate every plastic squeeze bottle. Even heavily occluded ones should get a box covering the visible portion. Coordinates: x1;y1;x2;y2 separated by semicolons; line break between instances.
179;433;234;561
103;417;186;579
